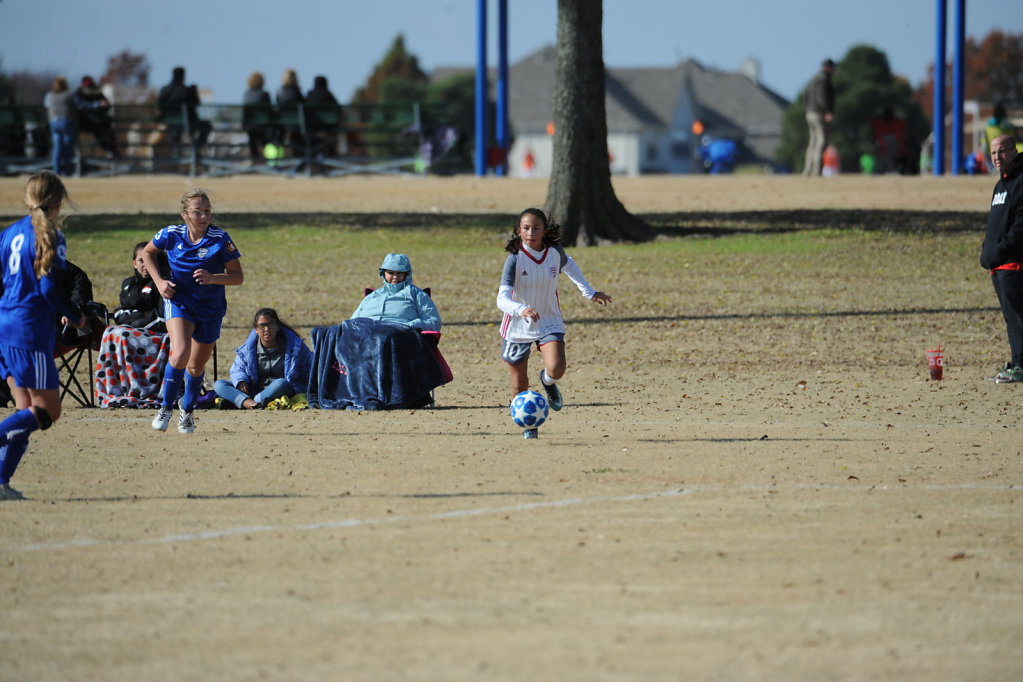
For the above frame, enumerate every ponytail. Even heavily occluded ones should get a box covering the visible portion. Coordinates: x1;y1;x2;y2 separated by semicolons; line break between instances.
29;207;58;279
23;171;69;279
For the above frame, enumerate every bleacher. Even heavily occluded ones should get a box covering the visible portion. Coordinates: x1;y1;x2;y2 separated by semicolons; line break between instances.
0;101;457;178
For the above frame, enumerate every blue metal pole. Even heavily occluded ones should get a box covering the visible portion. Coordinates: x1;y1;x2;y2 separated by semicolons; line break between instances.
475;0;488;176
495;0;509;176
951;0;966;175
933;0;946;176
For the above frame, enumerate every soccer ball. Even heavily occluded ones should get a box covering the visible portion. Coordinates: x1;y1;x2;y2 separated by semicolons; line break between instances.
510;390;548;429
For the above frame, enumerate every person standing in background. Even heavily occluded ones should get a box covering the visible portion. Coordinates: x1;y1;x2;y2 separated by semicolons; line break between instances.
44;78;77;176
980;135;1023;383
803;58;836;177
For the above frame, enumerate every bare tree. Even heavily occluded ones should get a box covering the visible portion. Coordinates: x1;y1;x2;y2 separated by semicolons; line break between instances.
102;50;150;87
544;0;653;245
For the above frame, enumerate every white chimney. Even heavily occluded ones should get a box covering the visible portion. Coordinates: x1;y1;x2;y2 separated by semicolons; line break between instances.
740;58;760;84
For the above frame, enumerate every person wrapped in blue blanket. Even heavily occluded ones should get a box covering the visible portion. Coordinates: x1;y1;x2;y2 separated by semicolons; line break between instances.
350;253;440;331
309;254;445;410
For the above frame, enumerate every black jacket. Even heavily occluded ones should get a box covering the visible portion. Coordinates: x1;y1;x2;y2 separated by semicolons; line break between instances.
805;70;834;116
113;271;165;331
54;260;94;346
980;153;1023;270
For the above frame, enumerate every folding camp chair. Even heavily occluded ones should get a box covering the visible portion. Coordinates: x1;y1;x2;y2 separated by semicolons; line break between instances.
54;304;109;407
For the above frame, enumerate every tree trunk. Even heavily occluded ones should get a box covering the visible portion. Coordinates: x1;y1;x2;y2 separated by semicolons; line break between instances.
544;0;654;246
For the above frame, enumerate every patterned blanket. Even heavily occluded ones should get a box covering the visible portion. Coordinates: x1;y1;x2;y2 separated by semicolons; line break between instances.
94;325;171;408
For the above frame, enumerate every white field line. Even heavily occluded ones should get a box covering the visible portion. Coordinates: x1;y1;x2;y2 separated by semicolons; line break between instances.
11;483;1021;553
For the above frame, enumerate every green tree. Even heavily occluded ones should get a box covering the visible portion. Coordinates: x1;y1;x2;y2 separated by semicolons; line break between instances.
776;45;929;173
352;36;476;168
914;30;1023;120
102;50;150;87
353;35;428;105
422;72;477;169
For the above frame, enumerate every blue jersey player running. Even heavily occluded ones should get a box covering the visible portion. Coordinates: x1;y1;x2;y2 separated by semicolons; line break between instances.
0;172;87;500
142;189;244;434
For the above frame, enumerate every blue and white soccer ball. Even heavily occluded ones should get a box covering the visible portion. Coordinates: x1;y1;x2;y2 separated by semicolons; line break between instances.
510;390;549;429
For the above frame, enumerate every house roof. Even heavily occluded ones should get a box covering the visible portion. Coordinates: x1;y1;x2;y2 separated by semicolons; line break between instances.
433;45;790;138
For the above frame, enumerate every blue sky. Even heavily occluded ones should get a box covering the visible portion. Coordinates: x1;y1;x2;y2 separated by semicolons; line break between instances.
2;0;1021;104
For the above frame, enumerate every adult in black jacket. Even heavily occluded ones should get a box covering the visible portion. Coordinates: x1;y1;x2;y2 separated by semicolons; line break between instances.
980;135;1023;382
157;66;211;153
55;260;95;347
113;242;169;332
802;58;835;177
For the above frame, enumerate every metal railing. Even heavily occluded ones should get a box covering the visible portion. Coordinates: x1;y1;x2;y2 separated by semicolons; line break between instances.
0;102;453;178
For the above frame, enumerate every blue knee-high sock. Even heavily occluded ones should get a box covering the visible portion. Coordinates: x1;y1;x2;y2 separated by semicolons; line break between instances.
182;371;204;412
162;365;185;408
0;409;39;484
1;431;30;485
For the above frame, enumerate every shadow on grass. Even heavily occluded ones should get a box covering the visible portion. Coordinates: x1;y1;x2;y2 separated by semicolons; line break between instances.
6;209;986;236
223;305;998;332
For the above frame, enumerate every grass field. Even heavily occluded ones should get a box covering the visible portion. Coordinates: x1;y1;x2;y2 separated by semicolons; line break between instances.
2;195;1022;681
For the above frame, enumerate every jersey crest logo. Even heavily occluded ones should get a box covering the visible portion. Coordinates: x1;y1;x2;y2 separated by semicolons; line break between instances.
197;248;209;259
226;241;237;253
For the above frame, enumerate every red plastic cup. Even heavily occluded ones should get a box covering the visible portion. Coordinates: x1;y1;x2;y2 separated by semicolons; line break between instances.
927;347;944;381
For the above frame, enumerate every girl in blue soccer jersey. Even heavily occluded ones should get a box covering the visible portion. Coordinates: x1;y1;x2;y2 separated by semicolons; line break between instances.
0;172;87;500
142;189;244;434
496;208;612;436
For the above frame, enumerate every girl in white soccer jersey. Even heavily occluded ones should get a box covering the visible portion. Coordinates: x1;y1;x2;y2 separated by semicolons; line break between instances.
497;208;612;428
143;189;244;435
0;172;87;500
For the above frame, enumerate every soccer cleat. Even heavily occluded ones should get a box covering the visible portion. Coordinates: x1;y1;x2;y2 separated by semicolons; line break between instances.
986;362;1012;381
523;428;539;440
178;409;195;434
539;370;563;411
152;405;172;432
0;484;25;501
994;366;1023;384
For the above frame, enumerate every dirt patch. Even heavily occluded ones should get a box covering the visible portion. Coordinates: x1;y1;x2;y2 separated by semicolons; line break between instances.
0;173;995;215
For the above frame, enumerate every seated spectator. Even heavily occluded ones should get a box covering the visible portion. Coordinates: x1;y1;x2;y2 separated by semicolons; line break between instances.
158;66;211;155
214;308;312;409
308;254;447;410
73;76;119;158
242;71;272;160
276;69;305;155
305;75;341;156
113;241;170;332
351;253;441;331
55;259;97;347
306;75;338;107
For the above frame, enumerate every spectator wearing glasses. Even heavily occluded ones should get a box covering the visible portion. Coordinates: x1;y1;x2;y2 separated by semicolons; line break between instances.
213;308;312;409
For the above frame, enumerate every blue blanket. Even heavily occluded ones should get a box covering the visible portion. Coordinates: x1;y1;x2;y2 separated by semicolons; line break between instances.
308;318;448;410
